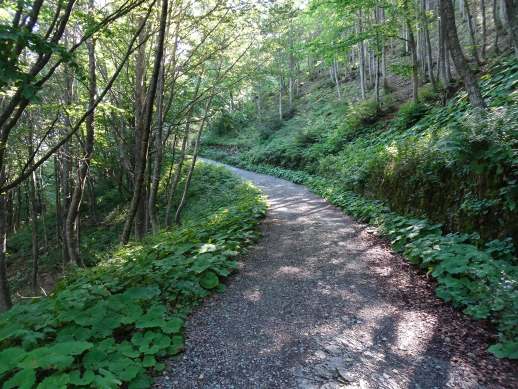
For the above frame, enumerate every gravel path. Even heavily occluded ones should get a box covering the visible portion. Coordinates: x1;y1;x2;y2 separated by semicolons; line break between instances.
155;162;517;389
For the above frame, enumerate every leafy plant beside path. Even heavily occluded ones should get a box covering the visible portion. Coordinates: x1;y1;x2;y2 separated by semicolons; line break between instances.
0;164;267;388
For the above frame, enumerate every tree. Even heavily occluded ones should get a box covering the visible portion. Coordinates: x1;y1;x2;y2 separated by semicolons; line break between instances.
439;0;486;108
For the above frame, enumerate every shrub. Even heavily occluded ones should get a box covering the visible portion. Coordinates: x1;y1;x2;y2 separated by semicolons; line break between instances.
210;111;246;137
345;98;380;128
418;83;439;103
392;100;429;131
257;115;284;140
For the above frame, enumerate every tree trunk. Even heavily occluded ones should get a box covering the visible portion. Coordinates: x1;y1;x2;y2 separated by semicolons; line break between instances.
278;77;283;120
0;175;11;312
423;0;437;89
504;0;518;56
54;156;65;263
174;97;213;224
464;0;482;65
358;12;367;100
333;57;342;100
481;0;487;58
406;17;419;102
64;18;96;266
121;0;169;244
148;59;166;234
493;0;504;53
165;129;188;226
440;0;487;108
29;171;39;293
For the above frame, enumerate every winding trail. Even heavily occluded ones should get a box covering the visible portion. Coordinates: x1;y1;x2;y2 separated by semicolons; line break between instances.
156;162;517;388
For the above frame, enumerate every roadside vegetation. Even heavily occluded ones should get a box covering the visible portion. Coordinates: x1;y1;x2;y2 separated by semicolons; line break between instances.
0;163;266;387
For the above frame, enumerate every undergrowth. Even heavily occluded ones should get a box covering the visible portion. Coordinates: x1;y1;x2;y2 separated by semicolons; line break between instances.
0;163;267;387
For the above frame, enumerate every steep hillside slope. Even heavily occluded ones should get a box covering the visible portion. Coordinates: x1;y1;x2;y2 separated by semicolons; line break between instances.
202;56;518;358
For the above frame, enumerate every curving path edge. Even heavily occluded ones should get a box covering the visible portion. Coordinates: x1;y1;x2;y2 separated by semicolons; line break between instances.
155;161;517;389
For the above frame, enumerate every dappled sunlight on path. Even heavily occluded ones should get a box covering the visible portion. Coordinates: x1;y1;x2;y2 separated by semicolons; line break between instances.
155;161;517;389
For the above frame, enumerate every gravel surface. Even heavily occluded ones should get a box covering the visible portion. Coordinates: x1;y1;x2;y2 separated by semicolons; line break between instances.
155;162;518;389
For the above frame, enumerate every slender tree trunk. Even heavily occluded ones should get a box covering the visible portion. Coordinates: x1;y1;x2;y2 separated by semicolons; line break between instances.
278;77;283;120
358;12;367;100
464;0;482;65
174;97;213;224
148;59;166;234
504;0;518;56
29;171;39;293
0;173;11;312
481;0;487;58
164;75;201;227
37;169;48;254
440;0;487;108
165;129;188;226
54;156;64;262
163;133;178;192
65;18;96;266
333;57;342;100
121;0;169;244
406;17;419;102
423;0;437;88
493;0;503;53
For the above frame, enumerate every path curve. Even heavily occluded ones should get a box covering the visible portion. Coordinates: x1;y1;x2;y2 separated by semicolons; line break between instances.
156;161;517;388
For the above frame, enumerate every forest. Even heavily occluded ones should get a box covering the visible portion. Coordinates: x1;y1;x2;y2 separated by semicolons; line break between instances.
0;0;517;387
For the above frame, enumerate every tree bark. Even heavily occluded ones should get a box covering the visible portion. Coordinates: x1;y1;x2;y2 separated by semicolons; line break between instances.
333;57;342;100
0;175;12;312
464;0;482;65
481;0;487;58
406;17;419;102
358;12;367;100
29;171;39;293
422;0;437;89
440;0;487;108
278;77;283;120
504;0;518;56
174;96;213;224
493;0;504;53
165;129;188;226
121;0;169;244
64;13;96;265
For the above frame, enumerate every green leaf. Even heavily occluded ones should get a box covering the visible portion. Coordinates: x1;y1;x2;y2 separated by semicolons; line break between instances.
4;369;36;389
167;335;184;355
142;355;156;368
488;342;518;359
199;271;219;289
162;317;183;334
69;370;96;386
0;347;26;375
135;305;167;329
128;372;153;389
37;373;70;389
19;348;73;370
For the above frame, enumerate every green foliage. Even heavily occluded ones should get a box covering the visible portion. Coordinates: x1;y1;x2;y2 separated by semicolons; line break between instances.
345;98;380;128
0;163;267;387
210;111;247;137
257;115;284;140
392;100;429;131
